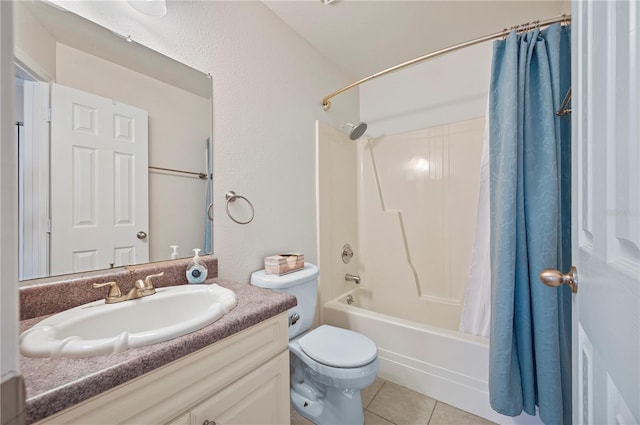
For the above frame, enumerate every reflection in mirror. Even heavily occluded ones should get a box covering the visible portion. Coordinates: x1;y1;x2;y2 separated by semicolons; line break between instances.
14;1;213;281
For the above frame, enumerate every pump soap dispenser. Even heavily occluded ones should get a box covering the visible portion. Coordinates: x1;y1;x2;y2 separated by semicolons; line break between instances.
186;249;208;284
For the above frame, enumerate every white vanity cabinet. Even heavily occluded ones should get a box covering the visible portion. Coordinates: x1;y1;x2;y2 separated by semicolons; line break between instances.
169;351;289;425
36;313;290;425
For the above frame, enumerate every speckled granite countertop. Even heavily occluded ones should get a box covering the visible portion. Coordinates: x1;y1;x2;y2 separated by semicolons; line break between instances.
20;279;296;424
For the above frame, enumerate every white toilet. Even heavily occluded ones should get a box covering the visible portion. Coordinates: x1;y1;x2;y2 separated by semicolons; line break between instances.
251;263;379;425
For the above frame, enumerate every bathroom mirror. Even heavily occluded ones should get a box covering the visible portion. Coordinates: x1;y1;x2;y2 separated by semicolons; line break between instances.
15;1;213;281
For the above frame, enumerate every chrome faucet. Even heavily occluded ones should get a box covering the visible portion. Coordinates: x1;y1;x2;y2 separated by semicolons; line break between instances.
345;273;361;284
93;272;164;304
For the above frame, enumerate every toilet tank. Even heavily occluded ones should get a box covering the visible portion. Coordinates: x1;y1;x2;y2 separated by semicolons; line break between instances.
250;263;319;339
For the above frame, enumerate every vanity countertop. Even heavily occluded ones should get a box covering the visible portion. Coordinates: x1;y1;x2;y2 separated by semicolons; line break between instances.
19;279;296;424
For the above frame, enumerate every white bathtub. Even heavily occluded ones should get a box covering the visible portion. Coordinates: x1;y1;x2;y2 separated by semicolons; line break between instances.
323;288;543;425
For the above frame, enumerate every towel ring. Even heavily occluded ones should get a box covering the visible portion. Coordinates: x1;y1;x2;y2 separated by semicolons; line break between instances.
225;191;255;225
207;202;214;221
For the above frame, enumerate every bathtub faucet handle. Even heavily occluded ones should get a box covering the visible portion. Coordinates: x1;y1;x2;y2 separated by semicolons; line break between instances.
345;273;361;284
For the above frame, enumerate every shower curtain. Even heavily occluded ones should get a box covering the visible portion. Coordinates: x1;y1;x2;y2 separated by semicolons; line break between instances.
460;106;491;338
203;138;212;253
489;23;571;425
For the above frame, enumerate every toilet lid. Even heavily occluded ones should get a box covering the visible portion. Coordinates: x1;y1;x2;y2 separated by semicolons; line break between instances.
298;325;377;368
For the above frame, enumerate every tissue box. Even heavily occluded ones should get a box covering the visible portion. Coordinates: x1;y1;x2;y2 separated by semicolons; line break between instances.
265;253;304;275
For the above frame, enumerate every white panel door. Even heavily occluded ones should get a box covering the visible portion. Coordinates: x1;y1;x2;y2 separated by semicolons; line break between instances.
573;2;639;424
50;83;148;275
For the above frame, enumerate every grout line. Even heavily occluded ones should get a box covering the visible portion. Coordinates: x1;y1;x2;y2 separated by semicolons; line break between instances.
365;408;398;425
365;380;387;409
426;400;439;424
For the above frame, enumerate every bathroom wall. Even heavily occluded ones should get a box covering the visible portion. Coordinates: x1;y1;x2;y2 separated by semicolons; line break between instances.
13;2;56;81
360;42;492;137
53;1;359;282
316;121;359;323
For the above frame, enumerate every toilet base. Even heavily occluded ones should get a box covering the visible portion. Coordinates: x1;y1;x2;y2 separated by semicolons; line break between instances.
287;329;379;425
291;386;364;425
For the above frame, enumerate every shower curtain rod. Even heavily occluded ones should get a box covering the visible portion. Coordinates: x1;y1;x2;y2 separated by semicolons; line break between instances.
322;14;571;111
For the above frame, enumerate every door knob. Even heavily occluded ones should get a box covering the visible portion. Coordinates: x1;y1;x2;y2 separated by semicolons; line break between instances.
539;266;578;293
136;231;148;240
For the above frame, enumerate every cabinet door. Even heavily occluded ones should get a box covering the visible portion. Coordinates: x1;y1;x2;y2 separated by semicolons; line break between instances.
190;351;290;425
166;413;191;425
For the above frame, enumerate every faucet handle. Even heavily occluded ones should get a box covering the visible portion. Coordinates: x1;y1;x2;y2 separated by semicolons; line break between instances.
144;272;164;288
93;281;122;298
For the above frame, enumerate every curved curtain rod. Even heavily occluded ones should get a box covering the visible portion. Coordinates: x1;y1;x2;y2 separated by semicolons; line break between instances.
322;14;571;111
556;87;572;116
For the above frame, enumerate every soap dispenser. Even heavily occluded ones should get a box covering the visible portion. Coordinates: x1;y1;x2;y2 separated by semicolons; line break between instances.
186;249;208;284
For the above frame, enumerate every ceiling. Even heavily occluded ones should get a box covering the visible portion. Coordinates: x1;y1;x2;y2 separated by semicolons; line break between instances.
263;1;569;81
20;1;211;98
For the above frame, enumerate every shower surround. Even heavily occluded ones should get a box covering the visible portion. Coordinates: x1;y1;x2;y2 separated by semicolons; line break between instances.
317;118;538;423
317;118;483;327
356;118;483;329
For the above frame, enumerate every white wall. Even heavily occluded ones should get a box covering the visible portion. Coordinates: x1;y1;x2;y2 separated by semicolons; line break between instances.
13;2;56;81
360;42;492;137
53;1;359;283
1;0;19;382
316;121;359;324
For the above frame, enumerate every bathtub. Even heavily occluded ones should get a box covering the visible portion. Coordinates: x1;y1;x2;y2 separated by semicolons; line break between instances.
323;288;543;425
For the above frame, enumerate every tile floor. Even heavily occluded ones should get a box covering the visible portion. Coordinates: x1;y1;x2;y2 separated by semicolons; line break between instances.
290;378;497;425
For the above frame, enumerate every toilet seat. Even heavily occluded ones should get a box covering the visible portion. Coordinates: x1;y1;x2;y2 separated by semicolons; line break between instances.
298;325;377;368
289;338;379;391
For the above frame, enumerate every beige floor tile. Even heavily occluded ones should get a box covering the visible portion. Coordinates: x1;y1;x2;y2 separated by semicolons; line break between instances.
368;382;436;425
365;409;395;425
362;377;386;408
290;406;314;425
291;403;391;425
428;402;497;425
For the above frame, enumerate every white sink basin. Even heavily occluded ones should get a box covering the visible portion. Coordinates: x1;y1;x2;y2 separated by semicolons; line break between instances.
20;284;237;359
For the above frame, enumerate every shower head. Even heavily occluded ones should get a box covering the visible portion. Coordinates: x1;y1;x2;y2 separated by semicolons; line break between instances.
344;122;368;140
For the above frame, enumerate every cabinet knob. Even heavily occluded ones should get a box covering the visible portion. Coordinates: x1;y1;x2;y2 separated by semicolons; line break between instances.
202;420;216;425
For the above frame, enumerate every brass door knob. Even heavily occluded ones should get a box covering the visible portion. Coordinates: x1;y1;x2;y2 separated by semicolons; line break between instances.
539;266;578;293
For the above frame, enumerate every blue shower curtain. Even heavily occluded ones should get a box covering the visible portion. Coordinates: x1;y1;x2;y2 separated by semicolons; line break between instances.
489;23;571;425
203;138;212;253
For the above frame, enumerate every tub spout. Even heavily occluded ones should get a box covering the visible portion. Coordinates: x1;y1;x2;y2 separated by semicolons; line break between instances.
345;273;361;284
